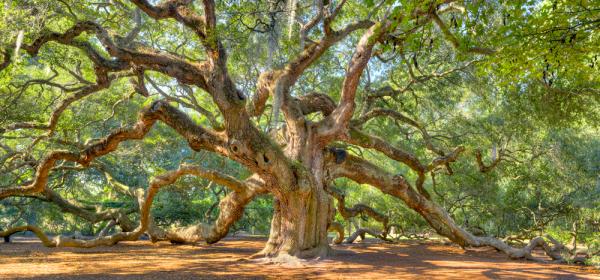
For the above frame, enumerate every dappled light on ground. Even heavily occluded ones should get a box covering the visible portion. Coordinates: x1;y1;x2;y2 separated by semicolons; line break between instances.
0;237;597;279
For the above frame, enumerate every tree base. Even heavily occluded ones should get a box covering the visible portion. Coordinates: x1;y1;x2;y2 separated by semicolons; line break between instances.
251;243;332;265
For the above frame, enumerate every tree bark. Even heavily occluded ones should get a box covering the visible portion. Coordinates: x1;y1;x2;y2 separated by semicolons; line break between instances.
260;189;333;259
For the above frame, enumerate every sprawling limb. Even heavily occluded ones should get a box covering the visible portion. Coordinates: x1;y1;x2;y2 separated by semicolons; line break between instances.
145;167;267;244
149;169;265;244
0;225;57;246
1;164;266;247
327;154;576;262
0;164;174;247
326;154;475;246
0;100;225;200
3;71;133;135
344;127;464;198
346;228;394;244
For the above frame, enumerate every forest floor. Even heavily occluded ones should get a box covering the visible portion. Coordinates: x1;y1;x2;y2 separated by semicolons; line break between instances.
0;236;598;279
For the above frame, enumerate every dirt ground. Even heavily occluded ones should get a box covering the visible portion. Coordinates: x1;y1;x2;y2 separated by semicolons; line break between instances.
0;236;598;279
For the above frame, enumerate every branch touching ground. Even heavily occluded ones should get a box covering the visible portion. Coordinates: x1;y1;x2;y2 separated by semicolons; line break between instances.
328;154;582;263
0;165;265;248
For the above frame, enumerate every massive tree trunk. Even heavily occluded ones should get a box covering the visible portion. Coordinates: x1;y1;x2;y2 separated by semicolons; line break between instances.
261;188;333;259
259;116;335;259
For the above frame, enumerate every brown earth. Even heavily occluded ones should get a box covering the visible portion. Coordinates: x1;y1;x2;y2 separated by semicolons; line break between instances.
0;236;598;279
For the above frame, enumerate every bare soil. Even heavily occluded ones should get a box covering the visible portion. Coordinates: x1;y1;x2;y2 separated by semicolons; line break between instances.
0;236;598;279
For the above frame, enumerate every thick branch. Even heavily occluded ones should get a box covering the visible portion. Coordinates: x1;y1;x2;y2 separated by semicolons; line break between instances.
147;173;267;244
0;100;224;200
317;21;390;141
328;154;576;262
129;0;207;41
249;20;374;118
296;92;337;116
3;71;125;134
345;128;426;173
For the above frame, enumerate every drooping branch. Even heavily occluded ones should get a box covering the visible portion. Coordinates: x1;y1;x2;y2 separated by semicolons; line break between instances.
98;162;266;243
327;154;579;262
150;174;267;244
128;165;267;244
1;164;266;248
36;187;136;232
0;164;192;247
0;225;57;246
346;227;393;244
328;154;481;246
477;235;567;261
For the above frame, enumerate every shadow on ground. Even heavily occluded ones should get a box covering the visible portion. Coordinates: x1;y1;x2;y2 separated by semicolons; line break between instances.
0;237;597;279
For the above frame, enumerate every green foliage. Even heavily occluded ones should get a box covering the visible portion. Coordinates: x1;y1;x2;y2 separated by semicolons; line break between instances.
0;0;597;253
